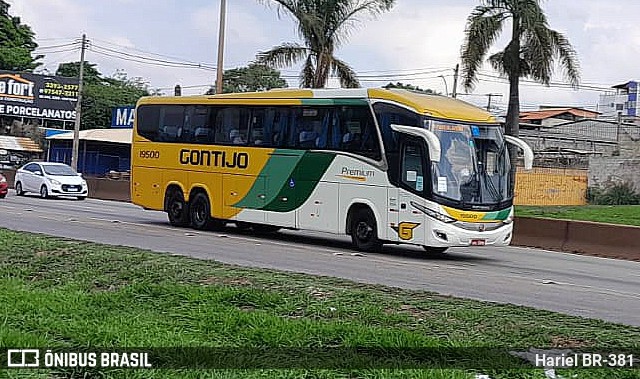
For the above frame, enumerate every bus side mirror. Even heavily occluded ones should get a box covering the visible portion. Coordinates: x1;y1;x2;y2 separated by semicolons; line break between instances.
390;124;441;163
504;135;534;170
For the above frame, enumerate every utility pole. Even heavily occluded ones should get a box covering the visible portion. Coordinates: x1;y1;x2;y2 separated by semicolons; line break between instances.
452;64;459;98
215;0;227;95
71;34;86;172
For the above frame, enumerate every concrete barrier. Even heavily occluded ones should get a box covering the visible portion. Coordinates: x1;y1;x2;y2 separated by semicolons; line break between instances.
513;216;640;261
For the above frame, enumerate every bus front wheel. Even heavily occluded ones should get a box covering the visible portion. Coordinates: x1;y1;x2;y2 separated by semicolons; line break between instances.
350;208;382;252
167;190;189;227
189;192;213;230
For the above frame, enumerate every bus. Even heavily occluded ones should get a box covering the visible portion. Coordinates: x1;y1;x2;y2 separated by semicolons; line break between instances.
131;88;533;253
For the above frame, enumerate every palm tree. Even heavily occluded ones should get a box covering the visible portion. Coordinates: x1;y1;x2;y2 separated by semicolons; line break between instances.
460;0;580;139
256;0;395;88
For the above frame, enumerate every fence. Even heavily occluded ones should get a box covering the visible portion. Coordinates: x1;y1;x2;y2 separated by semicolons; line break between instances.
515;167;588;206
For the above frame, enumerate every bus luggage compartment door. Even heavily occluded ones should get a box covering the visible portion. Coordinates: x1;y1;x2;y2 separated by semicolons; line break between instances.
224;174;266;223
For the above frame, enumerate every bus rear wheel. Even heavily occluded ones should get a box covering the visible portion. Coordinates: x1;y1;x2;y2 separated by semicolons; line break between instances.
350;208;382;252
422;246;448;254
166;189;189;227
189;192;214;230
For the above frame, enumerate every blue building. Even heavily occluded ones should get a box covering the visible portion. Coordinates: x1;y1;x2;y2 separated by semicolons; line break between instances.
46;129;131;176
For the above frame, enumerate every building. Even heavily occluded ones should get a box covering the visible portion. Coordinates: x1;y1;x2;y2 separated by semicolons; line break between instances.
598;81;638;120
46;129;132;176
520;107;599;127
0;135;43;167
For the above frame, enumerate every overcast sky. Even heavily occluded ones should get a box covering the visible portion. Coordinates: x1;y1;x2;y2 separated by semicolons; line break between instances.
8;0;639;113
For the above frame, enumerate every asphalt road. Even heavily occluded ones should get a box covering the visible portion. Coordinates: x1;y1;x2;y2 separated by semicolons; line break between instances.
1;192;639;326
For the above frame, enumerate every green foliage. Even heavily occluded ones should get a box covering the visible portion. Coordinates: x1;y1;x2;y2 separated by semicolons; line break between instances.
56;63;150;129
256;0;395;88
460;0;580;137
383;82;438;94
207;64;288;94
587;182;640;205
0;0;42;70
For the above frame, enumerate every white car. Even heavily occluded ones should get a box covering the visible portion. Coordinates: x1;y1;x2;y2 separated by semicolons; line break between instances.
15;162;88;200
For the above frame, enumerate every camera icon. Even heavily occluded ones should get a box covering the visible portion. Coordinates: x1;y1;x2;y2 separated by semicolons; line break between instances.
7;349;40;367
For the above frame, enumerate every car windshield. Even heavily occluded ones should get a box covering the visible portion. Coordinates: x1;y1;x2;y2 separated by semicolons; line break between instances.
429;121;510;205
42;164;78;176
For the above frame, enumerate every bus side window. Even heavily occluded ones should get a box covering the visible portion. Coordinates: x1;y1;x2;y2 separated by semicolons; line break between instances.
189;106;213;144
401;141;425;193
373;103;420;154
158;106;185;142
215;108;249;145
334;106;381;160
271;108;290;148
249;108;270;146
136;105;160;141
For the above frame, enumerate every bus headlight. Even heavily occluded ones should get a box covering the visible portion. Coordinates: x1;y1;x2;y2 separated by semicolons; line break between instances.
410;201;456;223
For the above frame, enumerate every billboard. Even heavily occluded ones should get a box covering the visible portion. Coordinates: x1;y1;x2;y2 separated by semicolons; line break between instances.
111;106;135;128
0;70;79;121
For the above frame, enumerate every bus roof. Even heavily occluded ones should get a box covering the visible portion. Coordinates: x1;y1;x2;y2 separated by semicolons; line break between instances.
137;88;496;123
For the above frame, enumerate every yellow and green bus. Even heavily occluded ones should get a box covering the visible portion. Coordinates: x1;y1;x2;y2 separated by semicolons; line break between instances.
131;88;532;252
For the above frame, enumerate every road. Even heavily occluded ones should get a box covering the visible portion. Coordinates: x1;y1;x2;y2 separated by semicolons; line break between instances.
1;192;638;326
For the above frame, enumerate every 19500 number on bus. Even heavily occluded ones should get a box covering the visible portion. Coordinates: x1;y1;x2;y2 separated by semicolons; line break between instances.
139;150;160;159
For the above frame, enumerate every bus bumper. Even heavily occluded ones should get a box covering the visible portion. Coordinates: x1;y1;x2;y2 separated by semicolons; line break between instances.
424;221;513;248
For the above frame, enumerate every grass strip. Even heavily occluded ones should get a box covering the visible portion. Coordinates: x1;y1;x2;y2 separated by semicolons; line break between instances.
516;205;640;227
0;228;638;379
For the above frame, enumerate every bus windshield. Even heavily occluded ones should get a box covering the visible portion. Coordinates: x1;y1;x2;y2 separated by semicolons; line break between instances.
429;121;510;206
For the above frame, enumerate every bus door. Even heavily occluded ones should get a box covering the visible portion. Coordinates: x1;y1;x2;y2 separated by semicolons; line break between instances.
388;137;428;245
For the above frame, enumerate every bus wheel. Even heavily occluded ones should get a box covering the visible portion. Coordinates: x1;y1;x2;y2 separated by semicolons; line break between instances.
189;192;213;230
422;246;448;254
167;190;189;227
350;208;382;252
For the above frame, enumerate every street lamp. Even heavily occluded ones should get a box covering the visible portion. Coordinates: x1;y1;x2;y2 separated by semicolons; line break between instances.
439;75;449;97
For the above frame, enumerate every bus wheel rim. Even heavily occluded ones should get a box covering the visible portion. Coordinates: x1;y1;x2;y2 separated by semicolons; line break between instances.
356;221;372;241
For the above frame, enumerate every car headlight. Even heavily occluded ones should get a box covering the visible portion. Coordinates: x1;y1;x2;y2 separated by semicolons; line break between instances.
49;179;61;186
82;180;87;186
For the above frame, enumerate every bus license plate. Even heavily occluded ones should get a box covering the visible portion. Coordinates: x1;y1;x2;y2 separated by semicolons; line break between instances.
471;239;486;246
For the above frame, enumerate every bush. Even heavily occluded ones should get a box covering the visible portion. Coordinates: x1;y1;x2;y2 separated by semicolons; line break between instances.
587;182;640;205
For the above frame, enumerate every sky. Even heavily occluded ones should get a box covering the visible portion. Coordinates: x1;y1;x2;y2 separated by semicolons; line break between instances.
7;0;640;114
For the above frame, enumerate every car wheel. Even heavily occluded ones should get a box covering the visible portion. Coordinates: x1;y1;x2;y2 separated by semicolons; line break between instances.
40;185;49;199
350;208;382;252
15;182;24;196
166;190;189;227
189;192;214;230
0;194;5;199
422;246;448;254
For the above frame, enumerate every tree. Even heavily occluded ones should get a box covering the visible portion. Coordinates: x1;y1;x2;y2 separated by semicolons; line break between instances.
256;0;395;88
383;82;439;95
56;62;150;129
0;0;42;70
206;63;288;94
460;0;579;140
